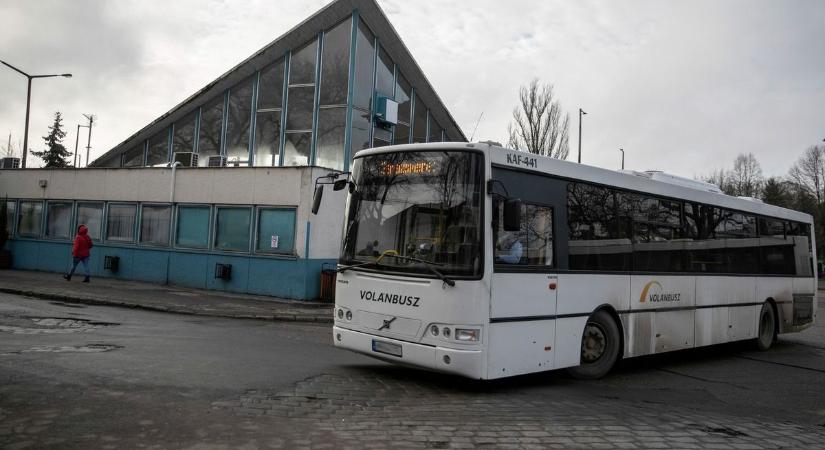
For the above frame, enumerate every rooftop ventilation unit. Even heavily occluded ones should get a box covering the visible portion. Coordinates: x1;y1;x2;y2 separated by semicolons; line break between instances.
207;155;227;167
624;170;723;194
1;157;21;169
173;152;198;167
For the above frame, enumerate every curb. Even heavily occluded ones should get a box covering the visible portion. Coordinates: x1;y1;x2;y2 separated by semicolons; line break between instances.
0;287;334;324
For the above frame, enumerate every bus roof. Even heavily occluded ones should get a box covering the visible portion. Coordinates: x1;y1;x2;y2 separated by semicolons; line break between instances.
353;142;813;224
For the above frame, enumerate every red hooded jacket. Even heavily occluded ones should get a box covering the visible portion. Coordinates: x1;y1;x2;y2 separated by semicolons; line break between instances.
72;225;93;258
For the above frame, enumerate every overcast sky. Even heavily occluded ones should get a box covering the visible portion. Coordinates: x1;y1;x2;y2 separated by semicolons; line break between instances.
1;0;823;178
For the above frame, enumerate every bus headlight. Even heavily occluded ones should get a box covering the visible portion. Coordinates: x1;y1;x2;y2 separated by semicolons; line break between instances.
430;324;439;336
345;310;352;321
455;328;480;342
442;327;451;338
337;309;344;320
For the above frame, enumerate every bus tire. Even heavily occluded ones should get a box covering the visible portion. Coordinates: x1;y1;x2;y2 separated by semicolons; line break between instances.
567;310;621;380
756;302;776;351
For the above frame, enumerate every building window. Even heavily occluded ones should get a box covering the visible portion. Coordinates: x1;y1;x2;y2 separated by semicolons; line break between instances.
350;109;371;156
412;94;427;143
122;144;145;167
146;128;170;166
393;73;412;146
284;39;318;167
256;208;296;254
316;107;346;170
76;202;104;240
428;117;443;143
319;19;351;106
46;202;73;240
4;200;15;235
215;207;251;252
352;19;375;111
17;201;43;237
175;205;210;249
106;204;137;242
140;204;172;246
198;96;224;167
173;110;197;155
254;60;285;167
225;77;254;167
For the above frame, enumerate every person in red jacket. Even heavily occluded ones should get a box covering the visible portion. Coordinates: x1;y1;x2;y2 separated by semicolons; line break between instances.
64;224;93;282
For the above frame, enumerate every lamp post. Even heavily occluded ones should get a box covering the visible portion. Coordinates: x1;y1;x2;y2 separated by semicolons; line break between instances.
82;114;94;167
0;60;72;168
577;108;587;164
618;148;625;170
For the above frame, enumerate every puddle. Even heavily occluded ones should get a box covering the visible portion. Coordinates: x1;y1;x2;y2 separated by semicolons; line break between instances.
49;302;86;309
2;343;123;355
0;316;119;334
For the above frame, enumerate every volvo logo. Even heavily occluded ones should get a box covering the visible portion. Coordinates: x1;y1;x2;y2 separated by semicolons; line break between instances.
378;316;397;331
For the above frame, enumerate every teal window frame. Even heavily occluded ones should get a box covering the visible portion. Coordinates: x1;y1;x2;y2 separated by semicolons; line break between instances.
174;204;212;250
254;207;297;255
139;203;173;247
45;200;74;241
75;201;104;241
105;203;138;243
17;200;44;238
213;206;252;253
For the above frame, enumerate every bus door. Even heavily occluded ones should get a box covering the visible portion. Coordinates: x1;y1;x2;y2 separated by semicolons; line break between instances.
488;197;559;377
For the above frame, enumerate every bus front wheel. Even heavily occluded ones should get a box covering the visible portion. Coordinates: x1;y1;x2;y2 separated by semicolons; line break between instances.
756;302;777;351
567;310;621;380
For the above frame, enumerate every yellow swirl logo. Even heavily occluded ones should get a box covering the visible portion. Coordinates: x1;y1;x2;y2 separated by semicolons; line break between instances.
639;280;681;303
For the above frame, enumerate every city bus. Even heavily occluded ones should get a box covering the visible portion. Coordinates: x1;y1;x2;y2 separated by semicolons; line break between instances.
322;142;817;379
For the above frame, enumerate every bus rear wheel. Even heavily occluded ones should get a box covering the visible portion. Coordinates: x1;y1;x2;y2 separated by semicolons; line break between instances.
756;302;777;351
567;310;621;380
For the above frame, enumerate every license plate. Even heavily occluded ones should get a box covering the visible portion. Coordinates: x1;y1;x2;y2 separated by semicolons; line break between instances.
372;339;402;357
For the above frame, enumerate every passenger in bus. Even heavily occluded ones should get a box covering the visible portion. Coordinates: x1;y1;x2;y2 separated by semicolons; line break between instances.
497;234;523;264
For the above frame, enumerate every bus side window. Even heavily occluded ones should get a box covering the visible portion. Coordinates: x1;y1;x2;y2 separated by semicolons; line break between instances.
493;200;554;266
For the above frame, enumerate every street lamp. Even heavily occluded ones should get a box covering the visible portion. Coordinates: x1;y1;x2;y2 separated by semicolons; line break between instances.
618;148;625;170
0;59;72;168
577;108;587;164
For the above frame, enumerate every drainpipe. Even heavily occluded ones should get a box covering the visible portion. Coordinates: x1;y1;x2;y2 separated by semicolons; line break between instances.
169;161;182;203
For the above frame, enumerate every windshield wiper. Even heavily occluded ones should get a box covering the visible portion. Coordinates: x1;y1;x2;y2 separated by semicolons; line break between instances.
379;254;456;287
337;260;377;273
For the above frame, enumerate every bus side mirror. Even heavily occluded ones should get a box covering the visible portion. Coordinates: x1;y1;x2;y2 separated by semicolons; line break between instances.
503;199;522;231
333;179;348;191
311;185;323;215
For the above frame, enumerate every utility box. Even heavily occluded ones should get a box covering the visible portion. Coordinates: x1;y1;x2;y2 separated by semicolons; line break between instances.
208;156;227;167
375;96;398;126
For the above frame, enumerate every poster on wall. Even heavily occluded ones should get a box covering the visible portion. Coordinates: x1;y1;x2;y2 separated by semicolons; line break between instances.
271;235;279;249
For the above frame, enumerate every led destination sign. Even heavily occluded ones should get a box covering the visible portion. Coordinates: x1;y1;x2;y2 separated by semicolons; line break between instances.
378;161;434;176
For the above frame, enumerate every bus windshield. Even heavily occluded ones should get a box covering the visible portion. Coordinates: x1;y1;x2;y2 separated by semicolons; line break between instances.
341;150;483;278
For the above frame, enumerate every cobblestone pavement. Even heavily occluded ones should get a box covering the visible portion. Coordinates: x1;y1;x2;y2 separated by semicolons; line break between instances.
207;367;825;449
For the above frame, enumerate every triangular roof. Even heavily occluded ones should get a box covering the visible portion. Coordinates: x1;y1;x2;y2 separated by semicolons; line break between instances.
91;0;466;167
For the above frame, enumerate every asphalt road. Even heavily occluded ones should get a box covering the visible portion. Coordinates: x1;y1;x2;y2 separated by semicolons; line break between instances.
1;292;824;449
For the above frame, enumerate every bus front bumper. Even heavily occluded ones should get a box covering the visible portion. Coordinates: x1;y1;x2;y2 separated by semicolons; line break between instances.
333;326;484;379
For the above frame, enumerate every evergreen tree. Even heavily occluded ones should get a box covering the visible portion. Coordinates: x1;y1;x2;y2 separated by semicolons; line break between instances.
31;112;71;168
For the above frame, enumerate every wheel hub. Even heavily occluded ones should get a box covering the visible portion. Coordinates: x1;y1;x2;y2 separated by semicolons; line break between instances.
582;323;606;363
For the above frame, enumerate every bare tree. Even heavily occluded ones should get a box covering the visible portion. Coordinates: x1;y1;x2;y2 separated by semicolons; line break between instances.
507;79;570;159
788;145;825;205
729;153;764;198
701;168;735;195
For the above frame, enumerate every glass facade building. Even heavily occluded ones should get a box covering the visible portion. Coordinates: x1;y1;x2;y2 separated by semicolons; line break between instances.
93;0;466;171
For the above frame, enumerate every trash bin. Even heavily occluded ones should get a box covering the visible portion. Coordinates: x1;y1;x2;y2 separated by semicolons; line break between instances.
319;263;336;303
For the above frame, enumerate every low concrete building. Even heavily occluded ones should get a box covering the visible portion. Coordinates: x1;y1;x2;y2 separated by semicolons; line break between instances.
1;0;466;300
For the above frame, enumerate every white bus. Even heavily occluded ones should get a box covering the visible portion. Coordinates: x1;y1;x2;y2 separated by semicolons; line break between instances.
323;142;817;379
